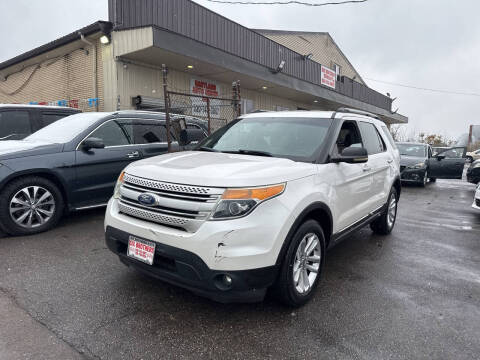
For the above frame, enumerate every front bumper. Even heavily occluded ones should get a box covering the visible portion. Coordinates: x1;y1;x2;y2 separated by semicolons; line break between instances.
466;169;480;184
400;167;427;182
472;187;480;211
106;226;278;303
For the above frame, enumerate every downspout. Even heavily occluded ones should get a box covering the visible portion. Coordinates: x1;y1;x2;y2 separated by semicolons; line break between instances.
79;32;98;111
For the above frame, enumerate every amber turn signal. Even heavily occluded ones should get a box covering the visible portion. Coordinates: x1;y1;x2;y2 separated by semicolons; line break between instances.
222;184;285;201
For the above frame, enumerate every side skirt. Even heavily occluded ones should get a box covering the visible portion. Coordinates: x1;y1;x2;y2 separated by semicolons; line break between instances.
329;204;387;248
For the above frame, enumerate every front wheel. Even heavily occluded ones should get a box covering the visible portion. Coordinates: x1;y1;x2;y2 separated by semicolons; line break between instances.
274;220;326;307
0;176;64;236
370;188;398;235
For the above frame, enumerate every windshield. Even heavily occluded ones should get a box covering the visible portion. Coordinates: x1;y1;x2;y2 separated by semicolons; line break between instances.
197;117;333;161
397;144;427;157
25;112;107;143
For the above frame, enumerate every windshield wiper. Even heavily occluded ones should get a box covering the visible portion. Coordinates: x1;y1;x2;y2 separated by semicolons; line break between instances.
197;146;219;152
224;149;273;157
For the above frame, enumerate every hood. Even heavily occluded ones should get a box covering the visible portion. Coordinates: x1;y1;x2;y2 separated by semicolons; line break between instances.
0;140;63;161
400;155;426;167
125;151;315;187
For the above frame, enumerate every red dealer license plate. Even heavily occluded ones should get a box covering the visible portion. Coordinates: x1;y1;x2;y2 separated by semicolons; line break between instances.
127;236;156;265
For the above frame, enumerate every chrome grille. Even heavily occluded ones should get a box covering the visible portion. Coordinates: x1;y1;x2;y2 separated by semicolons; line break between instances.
118;174;224;232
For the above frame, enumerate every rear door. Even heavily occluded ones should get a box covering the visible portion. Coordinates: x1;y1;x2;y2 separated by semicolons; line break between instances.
73;119;143;208
131;118;180;157
428;147;466;179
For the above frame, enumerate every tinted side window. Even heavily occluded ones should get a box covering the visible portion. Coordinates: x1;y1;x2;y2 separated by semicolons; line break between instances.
89;120;130;147
358;122;385;155
0;110;31;139
132;120;168;144
42;113;67;127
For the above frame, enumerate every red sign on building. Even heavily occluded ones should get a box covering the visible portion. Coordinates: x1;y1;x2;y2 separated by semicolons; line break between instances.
321;65;336;89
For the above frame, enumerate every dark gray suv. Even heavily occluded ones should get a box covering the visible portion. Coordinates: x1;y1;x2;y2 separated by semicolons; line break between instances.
0;111;207;236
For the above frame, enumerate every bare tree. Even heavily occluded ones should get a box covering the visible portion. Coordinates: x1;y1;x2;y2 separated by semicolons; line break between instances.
389;124;408;142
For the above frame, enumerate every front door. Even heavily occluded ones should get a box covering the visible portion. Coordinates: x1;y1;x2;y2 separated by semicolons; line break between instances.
331;120;373;232
428;147;466;179
73;119;142;208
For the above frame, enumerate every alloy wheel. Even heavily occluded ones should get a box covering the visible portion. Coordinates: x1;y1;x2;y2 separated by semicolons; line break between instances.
293;233;321;295
9;186;55;228
387;194;397;229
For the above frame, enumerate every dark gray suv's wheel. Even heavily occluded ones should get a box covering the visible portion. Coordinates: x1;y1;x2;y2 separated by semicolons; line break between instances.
0;176;64;236
370;187;398;235
274;219;326;307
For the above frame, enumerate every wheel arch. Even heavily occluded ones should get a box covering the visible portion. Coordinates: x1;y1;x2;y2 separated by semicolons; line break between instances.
275;202;333;266
393;176;401;200
0;169;70;207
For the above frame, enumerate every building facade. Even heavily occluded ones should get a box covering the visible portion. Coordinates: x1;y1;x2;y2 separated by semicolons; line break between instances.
0;0;407;125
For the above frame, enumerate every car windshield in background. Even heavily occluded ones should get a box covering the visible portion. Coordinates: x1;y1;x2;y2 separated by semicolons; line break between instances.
197;117;333;161
397;144;427;157
25;113;107;143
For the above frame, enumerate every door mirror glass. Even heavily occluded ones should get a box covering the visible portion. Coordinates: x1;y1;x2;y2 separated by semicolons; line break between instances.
331;146;368;164
82;137;105;150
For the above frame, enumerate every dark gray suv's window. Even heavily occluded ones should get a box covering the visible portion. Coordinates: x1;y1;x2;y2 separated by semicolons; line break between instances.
42;113;68;127
132;120;168;144
90;120;130;147
358;122;385;155
0;110;31;139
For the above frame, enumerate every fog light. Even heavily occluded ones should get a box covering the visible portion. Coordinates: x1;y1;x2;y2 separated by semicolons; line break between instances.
223;275;232;286
214;274;234;290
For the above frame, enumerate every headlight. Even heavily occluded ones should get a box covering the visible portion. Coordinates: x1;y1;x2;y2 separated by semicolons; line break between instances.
113;171;125;199
409;162;426;169
211;183;285;220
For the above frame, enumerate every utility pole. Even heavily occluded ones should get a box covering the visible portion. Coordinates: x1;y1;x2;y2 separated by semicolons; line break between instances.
162;64;172;153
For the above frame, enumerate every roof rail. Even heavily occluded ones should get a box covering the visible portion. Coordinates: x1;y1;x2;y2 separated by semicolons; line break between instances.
336;107;380;120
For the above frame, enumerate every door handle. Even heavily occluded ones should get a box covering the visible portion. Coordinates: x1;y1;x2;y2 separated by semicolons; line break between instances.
362;165;372;172
127;151;140;159
387;159;393;164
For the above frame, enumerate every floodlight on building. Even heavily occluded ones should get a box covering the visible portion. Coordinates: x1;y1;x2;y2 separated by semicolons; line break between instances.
100;35;111;44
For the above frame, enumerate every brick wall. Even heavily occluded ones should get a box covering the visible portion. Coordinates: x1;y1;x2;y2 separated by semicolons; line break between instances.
0;39;105;112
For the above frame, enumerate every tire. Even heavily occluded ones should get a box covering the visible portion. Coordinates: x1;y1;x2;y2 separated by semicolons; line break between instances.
429;177;436;183
273;219;326;307
418;171;427;187
370;187;398;235
0;176;64;236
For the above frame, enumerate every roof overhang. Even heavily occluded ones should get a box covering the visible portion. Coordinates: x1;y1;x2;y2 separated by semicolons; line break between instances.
114;27;407;124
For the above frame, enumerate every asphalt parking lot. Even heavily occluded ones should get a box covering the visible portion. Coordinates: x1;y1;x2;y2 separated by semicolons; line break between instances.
1;178;479;360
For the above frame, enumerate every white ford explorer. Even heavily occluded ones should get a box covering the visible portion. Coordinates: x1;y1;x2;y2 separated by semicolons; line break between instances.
105;109;401;306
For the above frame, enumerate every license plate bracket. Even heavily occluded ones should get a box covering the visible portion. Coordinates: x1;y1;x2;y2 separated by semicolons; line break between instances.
127;236;156;265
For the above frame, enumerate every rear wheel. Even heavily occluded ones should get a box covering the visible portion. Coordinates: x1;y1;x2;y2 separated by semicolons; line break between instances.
274;220;325;307
0;177;64;236
429;177;436;183
370;188;398;235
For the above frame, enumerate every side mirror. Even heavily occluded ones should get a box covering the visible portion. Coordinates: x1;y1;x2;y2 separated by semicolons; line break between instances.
331;147;368;164
179;128;206;146
436;154;446;161
82;137;105;150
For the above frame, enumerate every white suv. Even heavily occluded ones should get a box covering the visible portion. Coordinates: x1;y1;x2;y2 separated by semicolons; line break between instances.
105;109;401;307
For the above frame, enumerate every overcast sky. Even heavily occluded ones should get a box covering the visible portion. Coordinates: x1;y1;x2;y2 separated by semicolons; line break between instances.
1;0;479;139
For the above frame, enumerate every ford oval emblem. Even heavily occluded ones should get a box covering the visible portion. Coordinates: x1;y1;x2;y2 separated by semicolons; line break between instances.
138;193;157;206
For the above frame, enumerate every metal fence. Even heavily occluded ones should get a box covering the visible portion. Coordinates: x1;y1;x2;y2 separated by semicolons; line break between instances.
158;64;241;152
